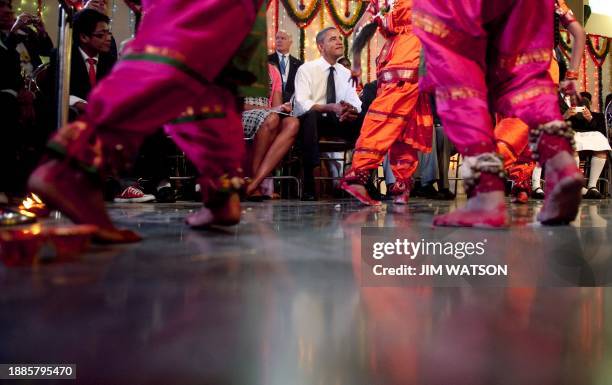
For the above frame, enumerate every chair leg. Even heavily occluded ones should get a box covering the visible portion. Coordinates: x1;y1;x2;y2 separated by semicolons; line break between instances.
295;177;302;199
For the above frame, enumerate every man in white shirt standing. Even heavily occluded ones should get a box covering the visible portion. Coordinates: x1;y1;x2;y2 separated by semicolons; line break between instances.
294;27;362;200
268;30;302;104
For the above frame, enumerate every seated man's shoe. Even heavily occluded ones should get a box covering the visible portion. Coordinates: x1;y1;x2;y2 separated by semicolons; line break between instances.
410;181;424;197
583;187;603;199
301;192;317;201
531;187;545;199
155;184;176;203
419;183;440;199
437;188;456;200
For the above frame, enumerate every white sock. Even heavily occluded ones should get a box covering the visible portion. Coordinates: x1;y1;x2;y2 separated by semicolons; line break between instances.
261;178;274;196
532;166;542;189
588;156;606;188
575;156;587;195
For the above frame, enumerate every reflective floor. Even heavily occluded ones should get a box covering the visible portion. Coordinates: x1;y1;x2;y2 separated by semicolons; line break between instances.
1;198;612;384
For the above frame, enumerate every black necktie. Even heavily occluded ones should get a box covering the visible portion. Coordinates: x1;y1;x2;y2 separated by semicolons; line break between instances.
279;55;287;90
326;66;336;104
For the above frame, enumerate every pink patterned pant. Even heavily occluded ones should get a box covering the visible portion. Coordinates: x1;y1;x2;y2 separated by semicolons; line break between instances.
413;0;562;156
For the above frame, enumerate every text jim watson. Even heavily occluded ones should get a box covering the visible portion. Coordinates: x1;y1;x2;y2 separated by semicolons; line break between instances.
372;264;508;276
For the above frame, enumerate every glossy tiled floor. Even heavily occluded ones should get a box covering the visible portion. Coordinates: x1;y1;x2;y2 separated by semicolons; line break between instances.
1;198;612;384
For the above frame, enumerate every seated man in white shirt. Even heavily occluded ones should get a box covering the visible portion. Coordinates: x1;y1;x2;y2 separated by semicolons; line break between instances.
294;27;362;200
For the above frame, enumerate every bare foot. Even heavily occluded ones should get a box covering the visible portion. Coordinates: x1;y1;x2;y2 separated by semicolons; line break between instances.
393;191;410;205
340;181;381;206
433;191;508;228
511;189;529;204
246;188;264;202
245;178;263;196
186;192;241;228
537;152;582;225
28;159;141;243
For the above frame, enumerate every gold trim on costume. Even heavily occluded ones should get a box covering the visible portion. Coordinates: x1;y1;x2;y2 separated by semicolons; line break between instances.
412;10;450;39
509;86;556;106
499;49;551;70
178;104;225;118
125;45;187;62
436;87;483;101
377;68;418;84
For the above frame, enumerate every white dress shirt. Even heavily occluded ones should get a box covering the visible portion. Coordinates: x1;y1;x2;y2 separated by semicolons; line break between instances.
294;57;362;117
276;51;289;85
69;48;99;106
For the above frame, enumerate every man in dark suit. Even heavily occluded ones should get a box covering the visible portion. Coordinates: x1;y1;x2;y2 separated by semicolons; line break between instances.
44;8;115;123
268;30;302;103
0;0;25;195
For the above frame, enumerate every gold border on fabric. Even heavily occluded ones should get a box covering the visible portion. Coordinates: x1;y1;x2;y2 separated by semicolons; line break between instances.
412;10;450;39
436;87;484;101
499;49;552;70
509;86;556;106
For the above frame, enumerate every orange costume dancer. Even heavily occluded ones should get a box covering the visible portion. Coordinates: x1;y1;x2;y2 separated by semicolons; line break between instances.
495;118;534;203
341;0;432;205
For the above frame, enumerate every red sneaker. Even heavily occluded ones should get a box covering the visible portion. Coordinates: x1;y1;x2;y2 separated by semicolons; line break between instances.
114;186;155;203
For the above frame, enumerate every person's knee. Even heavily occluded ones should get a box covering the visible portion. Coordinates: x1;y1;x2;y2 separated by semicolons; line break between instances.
283;117;300;137
262;113;280;133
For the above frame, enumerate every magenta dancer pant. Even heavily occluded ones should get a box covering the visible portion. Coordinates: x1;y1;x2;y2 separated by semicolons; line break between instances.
413;0;562;156
80;0;259;178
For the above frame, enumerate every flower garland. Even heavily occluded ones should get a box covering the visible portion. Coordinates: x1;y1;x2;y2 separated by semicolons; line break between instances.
324;0;367;36
558;30;611;111
586;34;610;64
586;35;609;112
280;0;322;28
559;31;610;64
280;0;367;34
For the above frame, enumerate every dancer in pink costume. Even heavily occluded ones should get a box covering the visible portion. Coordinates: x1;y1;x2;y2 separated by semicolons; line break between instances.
28;0;263;242
413;0;582;227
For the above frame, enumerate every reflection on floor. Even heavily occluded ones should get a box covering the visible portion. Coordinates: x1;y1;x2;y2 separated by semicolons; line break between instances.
1;198;611;384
